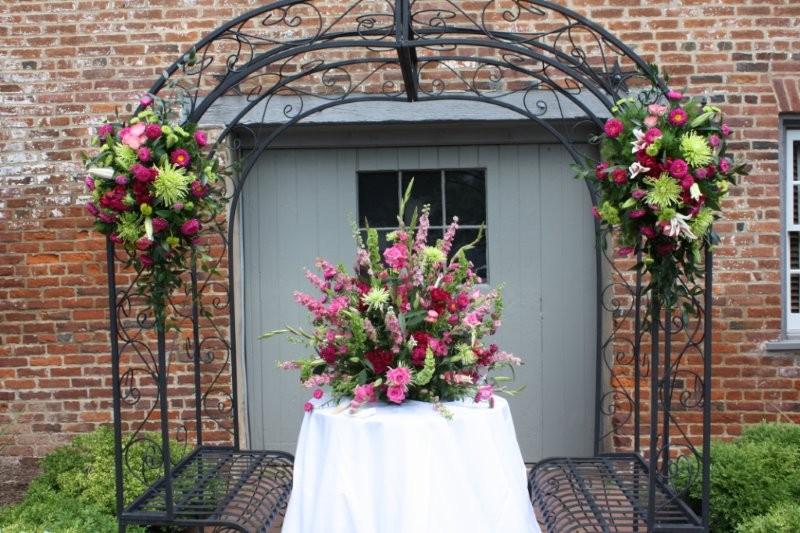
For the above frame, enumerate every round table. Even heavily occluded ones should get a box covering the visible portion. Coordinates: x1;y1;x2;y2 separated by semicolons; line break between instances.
281;396;541;533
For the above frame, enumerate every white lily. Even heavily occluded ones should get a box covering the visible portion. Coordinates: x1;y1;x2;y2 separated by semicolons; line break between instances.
631;128;647;154
87;167;115;179
628;161;650;179
665;213;697;240
689;182;702;201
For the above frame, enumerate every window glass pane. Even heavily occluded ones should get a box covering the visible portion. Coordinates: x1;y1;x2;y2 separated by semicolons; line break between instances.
358;171;398;228
445;169;486;225
359;229;393;252
450;228;488;282
401;170;442;225
792;274;800;313
795;184;800;225
792;232;800;270
794;140;799;181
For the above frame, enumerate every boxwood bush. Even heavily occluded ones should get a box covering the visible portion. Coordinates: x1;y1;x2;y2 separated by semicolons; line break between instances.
0;426;185;533
675;422;800;532
736;502;800;533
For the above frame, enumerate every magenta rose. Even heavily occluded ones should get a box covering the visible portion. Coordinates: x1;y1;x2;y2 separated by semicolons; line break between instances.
386;385;406;404
383;242;408;269
353;384;375;403
194;130;208;147
669;159;689;179
136;237;153;251
303;401;314;413
144;123;162;140
151;217;169;233
603;118;624;138
98;123;114;137
180;218;201;236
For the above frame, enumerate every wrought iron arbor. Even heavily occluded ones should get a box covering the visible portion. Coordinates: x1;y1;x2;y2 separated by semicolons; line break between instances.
105;1;713;531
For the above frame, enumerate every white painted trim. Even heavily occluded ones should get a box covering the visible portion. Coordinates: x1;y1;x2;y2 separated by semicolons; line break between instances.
786;129;800;332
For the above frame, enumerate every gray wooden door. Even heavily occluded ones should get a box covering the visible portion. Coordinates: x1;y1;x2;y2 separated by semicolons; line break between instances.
241;144;596;461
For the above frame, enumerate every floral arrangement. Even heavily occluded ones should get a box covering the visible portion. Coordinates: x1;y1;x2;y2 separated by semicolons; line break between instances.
575;87;748;308
263;183;522;415
84;95;225;327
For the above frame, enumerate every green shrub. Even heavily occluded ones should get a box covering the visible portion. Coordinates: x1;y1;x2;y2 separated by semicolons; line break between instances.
0;426;186;533
675;423;800;532
736;502;800;533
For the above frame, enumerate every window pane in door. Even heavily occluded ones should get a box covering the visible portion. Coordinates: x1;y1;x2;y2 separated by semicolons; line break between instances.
792;231;800;270
445;169;486;225
401;170;442;225
358;171;399;227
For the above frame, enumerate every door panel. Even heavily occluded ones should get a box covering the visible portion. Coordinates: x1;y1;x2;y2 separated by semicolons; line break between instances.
242;144;596;461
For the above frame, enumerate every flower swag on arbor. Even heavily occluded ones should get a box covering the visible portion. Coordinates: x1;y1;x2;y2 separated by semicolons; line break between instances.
84;95;226;329
575;81;749;310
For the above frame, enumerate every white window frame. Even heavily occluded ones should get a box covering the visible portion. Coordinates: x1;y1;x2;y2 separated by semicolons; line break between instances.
785;129;800;332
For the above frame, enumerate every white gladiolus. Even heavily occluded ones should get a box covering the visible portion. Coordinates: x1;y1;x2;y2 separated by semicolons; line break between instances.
87;167;115;179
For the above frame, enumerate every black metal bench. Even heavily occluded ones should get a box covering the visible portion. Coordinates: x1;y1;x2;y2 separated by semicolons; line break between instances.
530;454;702;533
122;447;293;533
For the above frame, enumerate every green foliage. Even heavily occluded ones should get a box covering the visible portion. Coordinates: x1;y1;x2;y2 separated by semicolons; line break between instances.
736;502;800;533
675;423;800;532
0;426;185;533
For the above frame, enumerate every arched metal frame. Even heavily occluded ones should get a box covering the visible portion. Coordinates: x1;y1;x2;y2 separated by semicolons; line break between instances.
105;1;713;531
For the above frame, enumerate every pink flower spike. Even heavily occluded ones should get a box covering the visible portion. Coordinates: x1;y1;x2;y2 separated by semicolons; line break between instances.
303;401;314;413
313;388;324;400
84;177;95;191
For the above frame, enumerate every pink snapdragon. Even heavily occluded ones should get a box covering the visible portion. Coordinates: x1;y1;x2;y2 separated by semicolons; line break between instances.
442;216;459;256
413;208;430;253
384;308;404;353
302;373;333;388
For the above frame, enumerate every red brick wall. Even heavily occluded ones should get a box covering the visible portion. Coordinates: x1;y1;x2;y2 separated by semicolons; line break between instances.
1;0;799;467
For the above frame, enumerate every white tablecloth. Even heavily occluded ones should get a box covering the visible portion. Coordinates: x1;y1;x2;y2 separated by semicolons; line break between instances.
281;396;540;533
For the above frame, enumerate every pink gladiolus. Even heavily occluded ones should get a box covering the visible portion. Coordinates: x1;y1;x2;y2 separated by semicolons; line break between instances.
386;366;412;387
181;218;201;236
603;118;624;138
442;216;459;256
387;385;406;404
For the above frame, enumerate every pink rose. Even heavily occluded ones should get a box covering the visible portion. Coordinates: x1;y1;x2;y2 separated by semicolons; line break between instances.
194;130;208;147
647;104;668;116
181;218;201;236
386;366;412;387
387;385;406;404
144;123;162;140
303;401;314;413
475;384;493;403
603;118;624;138
313;388;324;400
383;243;408;270
120;122;147;150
